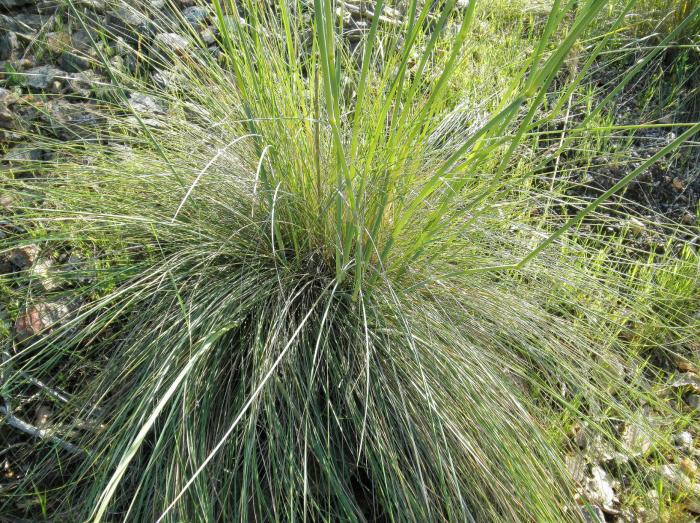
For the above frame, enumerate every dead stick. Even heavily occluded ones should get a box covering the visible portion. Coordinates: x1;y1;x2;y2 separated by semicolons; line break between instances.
0;404;86;456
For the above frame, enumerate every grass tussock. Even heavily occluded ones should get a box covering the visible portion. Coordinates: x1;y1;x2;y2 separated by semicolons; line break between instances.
1;0;699;521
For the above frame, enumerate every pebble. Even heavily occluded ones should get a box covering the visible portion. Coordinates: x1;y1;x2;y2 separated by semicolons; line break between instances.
24;65;65;91
30;258;61;291
585;465;617;513
580;504;605;523
670;373;700;394
66;70;105;98
106;6;153;45
128;91;165;114
658;464;700;513
47;101;104;141
8;244;40;270
688;394;700;410
13;299;73;343
154;32;191;53
674;431;693;451
0;31;19;61
33;404;52;429
182;5;209;27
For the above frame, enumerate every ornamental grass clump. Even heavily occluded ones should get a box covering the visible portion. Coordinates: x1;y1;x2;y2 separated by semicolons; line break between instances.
1;0;698;521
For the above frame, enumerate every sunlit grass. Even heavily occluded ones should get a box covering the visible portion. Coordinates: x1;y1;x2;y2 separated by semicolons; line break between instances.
0;0;698;520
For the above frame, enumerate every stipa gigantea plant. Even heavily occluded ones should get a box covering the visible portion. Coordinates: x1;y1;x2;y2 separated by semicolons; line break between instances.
0;0;699;520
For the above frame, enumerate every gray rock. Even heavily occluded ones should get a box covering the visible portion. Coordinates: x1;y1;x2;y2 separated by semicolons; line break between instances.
66;70;105;98
585;465;618;513
670;373;700;393
674;431;694;451
620;416;654;457
183;5;209;26
30;258;61;292
0;104;16;130
580;505;605;523
0;31;19;61
658;464;700;513
60;51;91;73
200;26;217;46
106;6;153;45
688;394;700;410
47;101;104;141
128;92;165;114
154;32;191;52
24;65;65;91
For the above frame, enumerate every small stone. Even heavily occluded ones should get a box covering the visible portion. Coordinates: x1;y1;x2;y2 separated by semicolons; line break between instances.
8;244;40;270
128;92;165;114
658;464;700;513
24;65;65;91
154;32;191;53
674;431;693;451
182;5;209;26
14;300;73;343
580;504;605;523
33;404;52;429
680;458;698;477
687;394;700;410
0;31;19;61
585;465;617;512
627;217;646;236
621;420;653;456
670;373;700;394
200;26;217;46
31;258;61;291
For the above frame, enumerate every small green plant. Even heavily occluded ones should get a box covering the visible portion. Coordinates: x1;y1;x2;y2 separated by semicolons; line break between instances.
1;0;698;521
